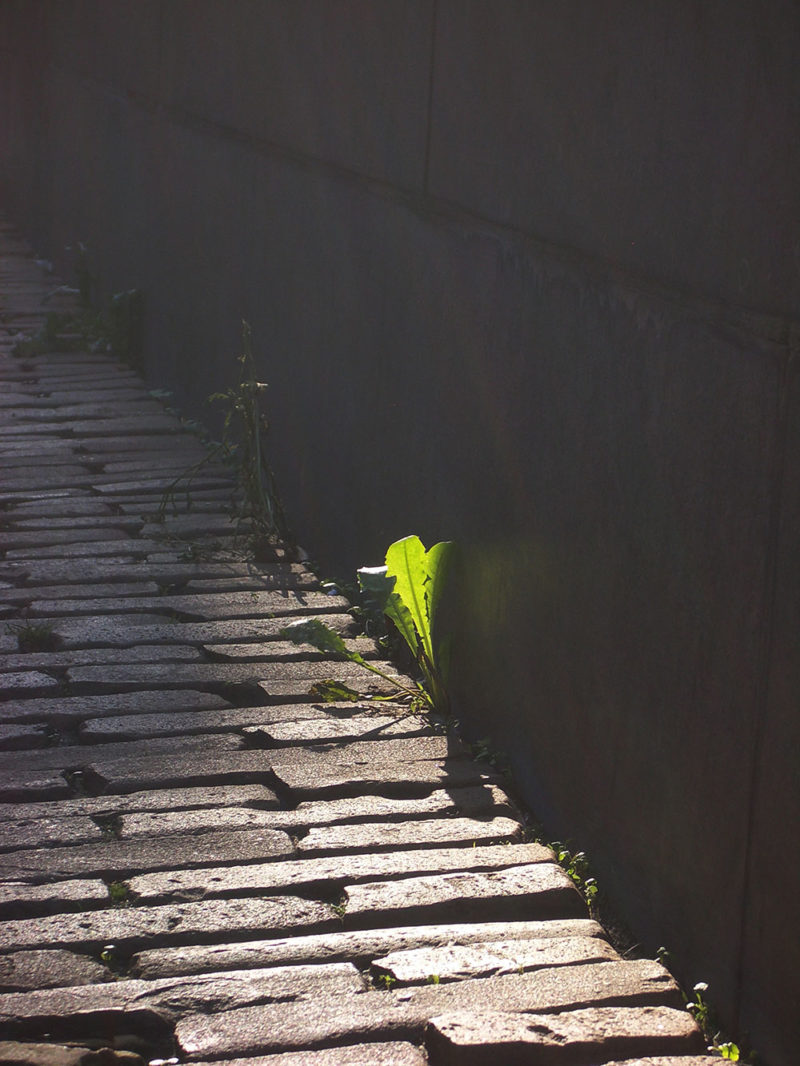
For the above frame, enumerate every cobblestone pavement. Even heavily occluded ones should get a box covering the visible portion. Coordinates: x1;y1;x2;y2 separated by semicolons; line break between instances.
0;218;719;1064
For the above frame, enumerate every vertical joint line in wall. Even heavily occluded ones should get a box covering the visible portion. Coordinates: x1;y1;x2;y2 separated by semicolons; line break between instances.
423;0;438;192
732;325;797;1029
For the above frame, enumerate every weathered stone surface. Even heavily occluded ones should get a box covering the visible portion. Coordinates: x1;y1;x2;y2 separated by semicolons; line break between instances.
79;706;328;742
21;614;358;651
28;589;351;620
0;1041;141;1066
0;724;50;751
0;672;59;695
117;785;513;838
0;528;132;551
190;1044;427;1066
273;757;499;799
424;1006;704;1064
0;733;242;773
0;949;111;992
0;770;73;803
127;843;553;903
66;660;404;694
0;896;337;952
206;638;376;660
297;815;522;855
2;828;295;880
345;865;585;925
15;560;316;586
0;963;365;1028
5;582;161;608
0;815;104;852
175;961;681;1059
374;935;620;984
244;713;428;746
86;737;462;795
0;690;231;725
117;806;291;839
133;919;605;979
0;879;109;915
0;644;204;672
0;784;279;823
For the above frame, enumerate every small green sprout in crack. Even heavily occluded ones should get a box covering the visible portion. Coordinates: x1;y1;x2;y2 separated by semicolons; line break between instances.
374;973;396;991
331;896;348;919
107;881;131;907
426;973;440;985
6;621;61;652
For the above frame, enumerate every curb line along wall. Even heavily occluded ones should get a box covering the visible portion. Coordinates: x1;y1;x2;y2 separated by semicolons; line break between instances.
1;4;797;1062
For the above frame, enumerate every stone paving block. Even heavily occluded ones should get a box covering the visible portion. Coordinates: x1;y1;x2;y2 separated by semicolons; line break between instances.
2;583;161;607
344;864;585;926
15;560;315;585
0;1041;135;1066
204;637;377;661
117;785;513;838
127;843;553;903
78;705;340;742
0;783;279;824
0;879;109;916
175;960;681;1059
117;806;293;839
374;935;620;984
0;949;112;992
0;963;365;1034
86;736;457;795
30;589;349;619
0;724;51;751
0;690;231;725
133;919;605;979
66;660;405;694
0;644;204;672
297;815;521;855
0;815;104;852
0;769;73;803
272;756;499;799
424;1006;704;1065
0;529;132;551
0;895;336;953
0;672;60;695
2;499;117;518
0;733;242;773
190;1044;428;1066
30;613;358;650
2;827;296;880
243;713;428;746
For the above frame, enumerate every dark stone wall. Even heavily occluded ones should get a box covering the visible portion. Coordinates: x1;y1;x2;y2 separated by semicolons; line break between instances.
1;4;797;1062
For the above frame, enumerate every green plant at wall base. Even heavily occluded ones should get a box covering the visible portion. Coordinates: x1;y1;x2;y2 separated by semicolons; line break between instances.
282;535;454;715
159;321;291;557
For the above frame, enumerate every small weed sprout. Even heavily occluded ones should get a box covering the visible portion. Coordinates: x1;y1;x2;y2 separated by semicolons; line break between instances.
158;321;290;558
374;973;396;991
6;622;60;652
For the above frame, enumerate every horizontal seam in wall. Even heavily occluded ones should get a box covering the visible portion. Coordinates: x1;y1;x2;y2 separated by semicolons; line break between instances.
43;62;800;349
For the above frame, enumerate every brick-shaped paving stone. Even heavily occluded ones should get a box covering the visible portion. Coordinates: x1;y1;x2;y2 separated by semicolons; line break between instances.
297;815;521;855
343;865;586;926
0;784;279;823
132;919;604;979
190;1044;428;1066
0;962;364;1034
0;896;337;952
175;961;682;1059
0;690;232;725
0;880;109;917
424;1005;704;1064
127;843;553;902
0;950;112;992
373;935;620;984
2;828;295;880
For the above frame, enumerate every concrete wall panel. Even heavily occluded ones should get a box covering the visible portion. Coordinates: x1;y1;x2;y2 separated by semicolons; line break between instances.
159;0;433;187
430;1;800;314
